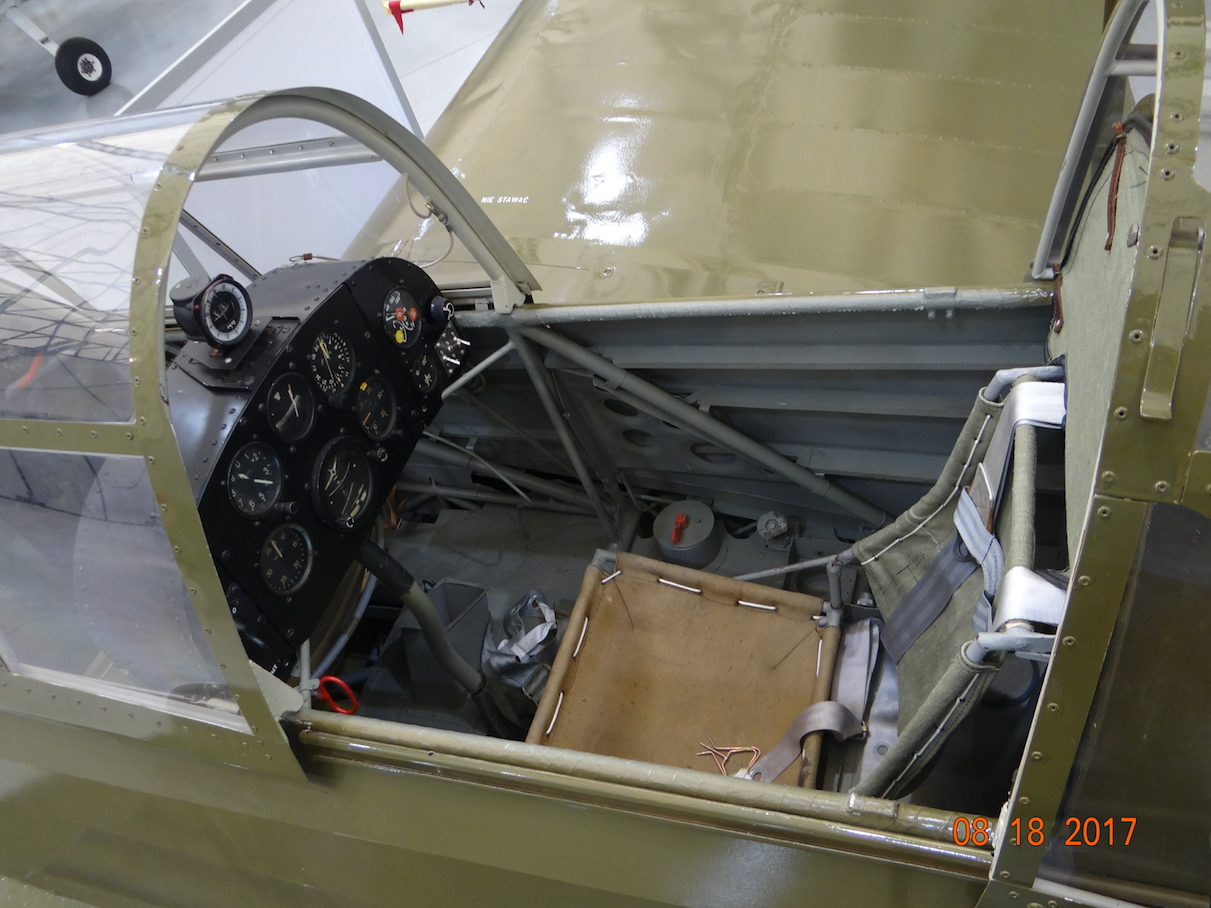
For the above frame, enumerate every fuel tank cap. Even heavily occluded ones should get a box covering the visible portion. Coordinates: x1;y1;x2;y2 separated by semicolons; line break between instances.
653;499;722;569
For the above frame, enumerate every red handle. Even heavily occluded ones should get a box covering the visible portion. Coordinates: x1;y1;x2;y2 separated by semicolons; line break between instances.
317;675;359;715
671;512;689;545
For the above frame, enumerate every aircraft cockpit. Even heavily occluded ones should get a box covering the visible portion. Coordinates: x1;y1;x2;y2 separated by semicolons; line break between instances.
1;0;1210;900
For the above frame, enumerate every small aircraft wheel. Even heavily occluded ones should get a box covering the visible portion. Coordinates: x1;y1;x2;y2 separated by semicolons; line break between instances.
54;38;112;96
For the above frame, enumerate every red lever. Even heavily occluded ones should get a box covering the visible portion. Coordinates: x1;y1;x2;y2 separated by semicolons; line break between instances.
317;675;359;715
671;512;689;545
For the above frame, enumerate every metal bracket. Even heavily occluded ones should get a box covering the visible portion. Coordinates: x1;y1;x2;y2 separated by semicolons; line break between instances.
1140;217;1204;421
969;382;1066;526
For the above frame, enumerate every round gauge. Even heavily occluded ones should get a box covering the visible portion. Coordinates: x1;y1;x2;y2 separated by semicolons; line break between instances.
383;288;422;349
226;442;283;518
356;376;397;441
259;523;314;596
410;347;440;397
169;274;252;349
312;437;375;531
265;372;315;443
308;328;355;398
201;278;252;347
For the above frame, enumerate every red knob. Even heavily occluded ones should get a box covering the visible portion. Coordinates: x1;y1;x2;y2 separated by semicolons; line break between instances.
671;512;689;545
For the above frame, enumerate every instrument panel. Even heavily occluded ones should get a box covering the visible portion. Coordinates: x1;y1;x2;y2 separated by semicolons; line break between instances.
167;258;466;677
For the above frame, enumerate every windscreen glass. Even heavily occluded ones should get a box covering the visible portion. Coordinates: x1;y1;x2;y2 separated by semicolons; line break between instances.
0;109;206;423
0;447;244;730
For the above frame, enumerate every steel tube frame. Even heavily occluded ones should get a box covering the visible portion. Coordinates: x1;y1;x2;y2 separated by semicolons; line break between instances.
412;439;593;508
509;331;618;543
456;284;1051;329
1030;0;1151;280
519;326;889;527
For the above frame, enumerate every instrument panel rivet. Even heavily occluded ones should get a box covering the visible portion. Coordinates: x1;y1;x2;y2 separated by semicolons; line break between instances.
1165;142;1179;155
1030;751;1043;761
1155;480;1169;493
1019;796;1030;805
1114;407;1128;419
1062;636;1076;647
1160;168;1175;181
998;871;1011;880
1147;246;1162;259
1097;506;1110;518
1128;329;1144;342
1047;703;1059;713
1078;575;1091;586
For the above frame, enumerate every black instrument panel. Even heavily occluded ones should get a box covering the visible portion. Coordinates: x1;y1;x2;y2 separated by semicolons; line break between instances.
167;258;465;677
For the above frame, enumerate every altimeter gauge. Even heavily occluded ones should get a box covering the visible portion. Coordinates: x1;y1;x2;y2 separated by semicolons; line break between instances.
308;328;355;398
170;274;253;349
312;437;375;531
260;524;313;596
226;442;283;519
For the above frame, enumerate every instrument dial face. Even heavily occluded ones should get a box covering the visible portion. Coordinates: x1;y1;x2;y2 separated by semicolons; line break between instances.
383;288;422;349
260;523;313;596
200;278;251;348
226;442;283;518
266;372;315;443
410;347;440;397
308;328;355;398
356;376;397;441
312;438;375;531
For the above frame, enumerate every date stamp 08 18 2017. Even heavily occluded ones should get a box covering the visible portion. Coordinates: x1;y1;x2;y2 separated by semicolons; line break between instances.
952;816;1137;847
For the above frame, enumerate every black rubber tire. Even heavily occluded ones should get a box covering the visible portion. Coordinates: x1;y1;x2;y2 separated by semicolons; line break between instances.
54;37;112;96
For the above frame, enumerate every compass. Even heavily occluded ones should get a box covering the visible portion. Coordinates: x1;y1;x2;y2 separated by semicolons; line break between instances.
170;274;253;349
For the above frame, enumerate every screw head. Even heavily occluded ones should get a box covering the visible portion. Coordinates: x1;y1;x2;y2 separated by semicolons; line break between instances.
1148;245;1162;259
1114;406;1128;419
1102;470;1117;483
1047;702;1059;713
1161;168;1176;180
1155;480;1170;494
1128;329;1144;342
999;871;1012;880
1097;506;1111;518
1078;575;1091;586
1063;636;1076;647
1165;142;1180;154
1031;751;1043;761
1019;795;1031;805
